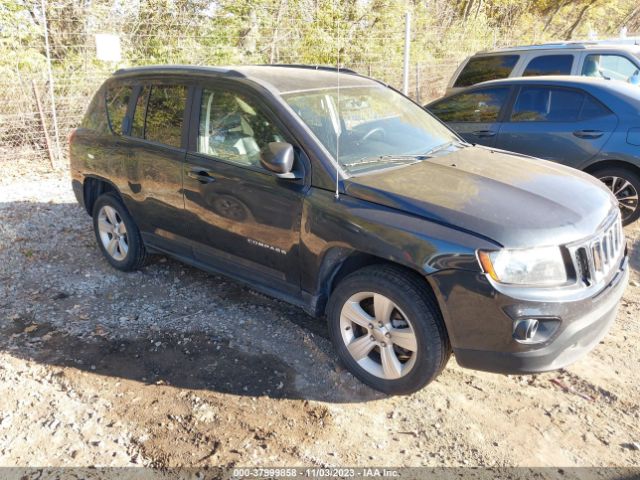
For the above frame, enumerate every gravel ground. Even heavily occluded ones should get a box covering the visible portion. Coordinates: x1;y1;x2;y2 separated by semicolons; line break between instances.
0;158;639;468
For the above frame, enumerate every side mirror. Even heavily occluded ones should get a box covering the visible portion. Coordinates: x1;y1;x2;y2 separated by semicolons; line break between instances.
260;142;294;176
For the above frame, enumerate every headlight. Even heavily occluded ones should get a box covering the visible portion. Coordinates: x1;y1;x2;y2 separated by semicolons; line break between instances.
477;246;568;286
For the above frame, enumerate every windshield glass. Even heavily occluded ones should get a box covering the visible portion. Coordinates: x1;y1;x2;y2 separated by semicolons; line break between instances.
283;85;460;174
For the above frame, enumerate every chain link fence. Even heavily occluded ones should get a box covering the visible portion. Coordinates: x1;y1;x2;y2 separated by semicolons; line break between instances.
0;1;621;171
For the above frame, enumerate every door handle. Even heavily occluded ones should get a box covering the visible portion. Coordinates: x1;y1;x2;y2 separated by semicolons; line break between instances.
187;168;216;184
573;130;604;139
471;130;497;138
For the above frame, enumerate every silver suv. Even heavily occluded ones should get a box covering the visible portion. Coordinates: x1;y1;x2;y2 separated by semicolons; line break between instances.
446;41;640;94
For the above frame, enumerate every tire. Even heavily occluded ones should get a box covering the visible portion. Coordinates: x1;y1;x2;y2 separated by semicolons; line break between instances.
592;166;640;226
92;192;149;271
326;264;451;395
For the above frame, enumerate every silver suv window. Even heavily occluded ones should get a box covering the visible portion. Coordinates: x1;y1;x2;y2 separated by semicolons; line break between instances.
453;55;519;88
523;55;573;76
582;54;640;84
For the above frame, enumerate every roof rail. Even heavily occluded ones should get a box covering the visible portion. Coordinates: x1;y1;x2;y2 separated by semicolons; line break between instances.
480;38;640;53
256;64;359;75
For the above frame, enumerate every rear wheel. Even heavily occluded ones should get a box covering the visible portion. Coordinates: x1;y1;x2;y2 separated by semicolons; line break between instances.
593;167;640;225
326;265;450;395
92;192;149;271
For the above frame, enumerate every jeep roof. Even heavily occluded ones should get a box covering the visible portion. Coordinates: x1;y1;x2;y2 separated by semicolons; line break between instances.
112;64;376;94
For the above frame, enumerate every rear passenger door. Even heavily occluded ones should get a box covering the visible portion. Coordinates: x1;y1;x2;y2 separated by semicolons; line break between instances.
121;81;191;254
428;86;512;147
495;85;618;169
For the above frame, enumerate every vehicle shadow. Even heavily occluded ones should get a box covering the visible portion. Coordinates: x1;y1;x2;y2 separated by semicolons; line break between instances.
0;200;383;403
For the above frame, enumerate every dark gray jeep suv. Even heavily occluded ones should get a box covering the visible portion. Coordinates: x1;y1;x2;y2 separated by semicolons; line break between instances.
69;65;629;394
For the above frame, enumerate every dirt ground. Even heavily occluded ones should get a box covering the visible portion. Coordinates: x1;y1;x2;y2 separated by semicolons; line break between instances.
0;159;639;469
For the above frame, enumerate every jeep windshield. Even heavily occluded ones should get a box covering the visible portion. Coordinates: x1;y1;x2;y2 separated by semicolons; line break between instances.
283;85;461;175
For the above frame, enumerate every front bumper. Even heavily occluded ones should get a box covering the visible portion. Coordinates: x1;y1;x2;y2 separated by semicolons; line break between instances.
429;255;629;375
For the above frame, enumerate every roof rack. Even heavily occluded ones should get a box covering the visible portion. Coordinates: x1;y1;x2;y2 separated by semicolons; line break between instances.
481;38;640;53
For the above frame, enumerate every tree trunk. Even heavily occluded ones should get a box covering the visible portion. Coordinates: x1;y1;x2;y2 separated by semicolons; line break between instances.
565;0;598;39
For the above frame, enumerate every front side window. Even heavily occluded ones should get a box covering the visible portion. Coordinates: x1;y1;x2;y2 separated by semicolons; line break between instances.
523;55;573;77
511;87;583;122
429;87;510;123
582;54;640;84
453;55;519;88
144;85;187;148
284;85;459;174
105;84;133;135
198;89;285;168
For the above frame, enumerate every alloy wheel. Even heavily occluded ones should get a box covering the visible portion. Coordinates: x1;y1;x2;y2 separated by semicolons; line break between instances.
97;205;129;261
599;175;639;222
339;292;418;380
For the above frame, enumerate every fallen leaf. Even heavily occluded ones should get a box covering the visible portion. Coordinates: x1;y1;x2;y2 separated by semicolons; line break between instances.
24;324;38;333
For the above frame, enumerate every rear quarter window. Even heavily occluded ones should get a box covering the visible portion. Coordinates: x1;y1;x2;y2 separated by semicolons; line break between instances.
454;55;519;88
80;86;109;133
579;95;612;120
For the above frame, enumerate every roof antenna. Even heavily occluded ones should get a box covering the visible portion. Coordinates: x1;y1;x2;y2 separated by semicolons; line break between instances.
335;31;341;200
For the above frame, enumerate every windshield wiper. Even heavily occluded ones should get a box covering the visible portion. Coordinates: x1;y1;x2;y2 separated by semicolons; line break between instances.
423;141;457;157
342;155;424;168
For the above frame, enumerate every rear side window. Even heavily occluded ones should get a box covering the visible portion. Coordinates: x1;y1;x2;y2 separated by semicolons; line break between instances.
105;85;133;135
511;87;584;122
144;85;187;148
523;55;573;77
429;87;510;123
453;55;519;88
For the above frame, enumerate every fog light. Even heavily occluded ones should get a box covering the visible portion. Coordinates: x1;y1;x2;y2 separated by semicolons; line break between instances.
513;318;539;343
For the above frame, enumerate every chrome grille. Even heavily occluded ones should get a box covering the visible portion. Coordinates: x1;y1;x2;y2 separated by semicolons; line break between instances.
569;213;624;286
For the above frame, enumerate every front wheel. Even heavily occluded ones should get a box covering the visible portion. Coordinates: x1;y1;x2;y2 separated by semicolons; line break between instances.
593;167;640;225
326;265;450;395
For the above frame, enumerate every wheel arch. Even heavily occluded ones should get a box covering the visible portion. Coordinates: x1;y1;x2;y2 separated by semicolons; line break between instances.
82;175;123;216
583;159;640;178
318;250;441;317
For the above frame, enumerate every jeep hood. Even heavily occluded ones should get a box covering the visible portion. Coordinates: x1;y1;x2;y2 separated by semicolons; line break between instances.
344;146;617;248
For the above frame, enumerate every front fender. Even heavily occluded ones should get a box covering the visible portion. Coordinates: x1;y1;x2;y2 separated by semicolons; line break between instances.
300;188;498;301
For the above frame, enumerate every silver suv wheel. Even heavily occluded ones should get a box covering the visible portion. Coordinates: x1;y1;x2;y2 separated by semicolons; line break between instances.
97;205;129;261
339;291;418;380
